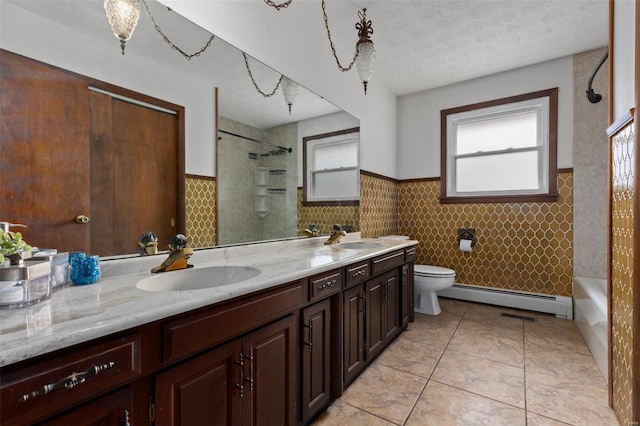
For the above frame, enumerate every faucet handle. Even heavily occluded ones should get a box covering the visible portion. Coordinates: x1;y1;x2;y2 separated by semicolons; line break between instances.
332;224;342;233
169;234;188;251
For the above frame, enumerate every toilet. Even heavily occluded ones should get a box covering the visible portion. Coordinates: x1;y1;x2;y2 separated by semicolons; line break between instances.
379;235;456;315
413;265;455;315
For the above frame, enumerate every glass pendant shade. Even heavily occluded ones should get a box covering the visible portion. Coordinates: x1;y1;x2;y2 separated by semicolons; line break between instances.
355;40;376;94
104;0;140;55
281;76;298;115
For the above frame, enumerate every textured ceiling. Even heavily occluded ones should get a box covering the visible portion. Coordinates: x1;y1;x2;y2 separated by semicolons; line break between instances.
366;0;608;95
5;0;609;126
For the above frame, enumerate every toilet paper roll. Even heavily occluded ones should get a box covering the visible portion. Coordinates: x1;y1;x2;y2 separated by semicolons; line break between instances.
459;238;473;252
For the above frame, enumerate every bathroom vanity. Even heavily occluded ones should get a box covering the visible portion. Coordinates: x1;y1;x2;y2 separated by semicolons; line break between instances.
0;237;416;425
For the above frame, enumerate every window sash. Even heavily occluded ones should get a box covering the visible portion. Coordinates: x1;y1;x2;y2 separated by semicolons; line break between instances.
443;91;554;201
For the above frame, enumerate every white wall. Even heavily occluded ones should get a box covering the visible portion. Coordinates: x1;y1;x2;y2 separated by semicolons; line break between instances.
397;56;575;179
613;0;636;119
0;2;217;177
161;0;398;179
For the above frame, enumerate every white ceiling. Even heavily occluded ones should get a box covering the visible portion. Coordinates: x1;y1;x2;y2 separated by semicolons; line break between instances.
365;0;608;96
6;0;609;126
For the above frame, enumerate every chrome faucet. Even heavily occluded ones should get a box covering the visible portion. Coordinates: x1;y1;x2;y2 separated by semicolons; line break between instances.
151;234;194;273
324;224;347;245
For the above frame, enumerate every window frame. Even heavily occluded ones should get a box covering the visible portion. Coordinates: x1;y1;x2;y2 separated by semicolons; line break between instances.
440;88;559;204
303;127;360;206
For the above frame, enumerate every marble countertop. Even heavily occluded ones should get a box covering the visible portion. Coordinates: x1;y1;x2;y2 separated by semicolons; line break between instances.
0;235;417;367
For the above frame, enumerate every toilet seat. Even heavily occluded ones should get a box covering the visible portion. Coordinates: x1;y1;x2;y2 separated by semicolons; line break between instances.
414;265;455;278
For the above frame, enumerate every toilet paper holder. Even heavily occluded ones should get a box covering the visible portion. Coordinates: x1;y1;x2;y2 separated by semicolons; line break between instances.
457;228;476;247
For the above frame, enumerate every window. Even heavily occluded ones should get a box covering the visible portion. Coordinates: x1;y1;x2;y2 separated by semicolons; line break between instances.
441;88;558;203
303;127;360;205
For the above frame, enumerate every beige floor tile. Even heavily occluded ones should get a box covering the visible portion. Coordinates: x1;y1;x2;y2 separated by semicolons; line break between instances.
311;400;395;426
525;320;591;355
431;349;525;408
525;340;607;387
400;322;457;349
456;315;524;341
340;362;427;424
526;412;573;425
406;381;526;426
526;370;619;425
447;325;524;367
374;336;444;378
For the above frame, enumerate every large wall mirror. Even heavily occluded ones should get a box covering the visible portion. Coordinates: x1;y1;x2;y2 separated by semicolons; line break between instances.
0;0;360;258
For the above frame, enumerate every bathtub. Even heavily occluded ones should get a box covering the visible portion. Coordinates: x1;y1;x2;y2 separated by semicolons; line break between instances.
573;276;608;384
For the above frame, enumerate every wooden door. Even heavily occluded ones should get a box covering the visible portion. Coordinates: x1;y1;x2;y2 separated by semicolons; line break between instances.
383;270;400;342
37;386;133;426
365;276;385;360
0;50;91;253
243;315;297;426
401;264;412;328
343;284;365;385
154;339;243;426
90;94;180;256
301;299;331;422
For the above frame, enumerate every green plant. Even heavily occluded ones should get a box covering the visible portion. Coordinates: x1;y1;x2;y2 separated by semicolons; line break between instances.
0;230;32;263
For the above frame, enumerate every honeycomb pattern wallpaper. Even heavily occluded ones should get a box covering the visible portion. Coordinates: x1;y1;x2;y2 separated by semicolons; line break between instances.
393;173;574;296
297;189;360;236
610;121;635;425
185;176;217;248
359;172;401;238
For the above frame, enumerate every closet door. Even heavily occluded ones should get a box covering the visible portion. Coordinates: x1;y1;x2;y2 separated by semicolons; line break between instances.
0;50;91;253
90;93;180;256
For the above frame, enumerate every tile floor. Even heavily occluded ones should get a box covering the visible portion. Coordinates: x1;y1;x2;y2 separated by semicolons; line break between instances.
313;298;620;426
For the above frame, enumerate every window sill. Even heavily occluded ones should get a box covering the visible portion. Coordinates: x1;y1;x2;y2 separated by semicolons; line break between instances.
303;200;360;207
439;194;558;204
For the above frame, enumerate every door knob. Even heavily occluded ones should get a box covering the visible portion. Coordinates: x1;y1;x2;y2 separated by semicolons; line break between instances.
75;215;91;224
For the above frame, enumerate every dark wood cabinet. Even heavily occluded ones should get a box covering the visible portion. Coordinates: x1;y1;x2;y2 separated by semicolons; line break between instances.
343;285;366;386
401;263;414;327
365;270;401;360
155;315;297;426
301;299;332;422
36;386;133;426
155;339;242;426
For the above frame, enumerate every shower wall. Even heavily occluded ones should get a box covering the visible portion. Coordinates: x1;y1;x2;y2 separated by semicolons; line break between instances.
217;116;297;245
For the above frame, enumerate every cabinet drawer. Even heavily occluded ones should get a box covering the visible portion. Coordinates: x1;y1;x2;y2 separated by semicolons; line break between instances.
163;281;303;364
1;333;140;425
372;250;405;275
405;247;416;262
345;261;370;288
309;270;342;302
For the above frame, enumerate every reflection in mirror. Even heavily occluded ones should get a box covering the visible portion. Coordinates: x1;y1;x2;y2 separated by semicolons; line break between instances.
0;0;360;257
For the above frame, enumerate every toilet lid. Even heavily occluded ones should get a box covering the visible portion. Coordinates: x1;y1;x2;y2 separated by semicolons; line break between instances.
415;265;455;278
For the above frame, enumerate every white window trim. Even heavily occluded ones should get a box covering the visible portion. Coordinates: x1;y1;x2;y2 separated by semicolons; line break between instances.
304;129;360;204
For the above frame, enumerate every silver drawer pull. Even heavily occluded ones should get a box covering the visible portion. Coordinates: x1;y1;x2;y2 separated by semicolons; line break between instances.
351;270;365;277
317;279;337;291
18;361;115;403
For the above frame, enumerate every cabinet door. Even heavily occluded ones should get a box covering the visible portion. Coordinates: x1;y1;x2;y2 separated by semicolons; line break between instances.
243;315;297;426
384;270;401;342
37;386;133;426
154;340;243;426
365;276;385;360
301;299;331;422
401;263;414;327
343;285;365;385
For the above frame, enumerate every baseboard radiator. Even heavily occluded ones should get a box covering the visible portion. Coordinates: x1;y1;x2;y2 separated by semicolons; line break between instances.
438;284;573;319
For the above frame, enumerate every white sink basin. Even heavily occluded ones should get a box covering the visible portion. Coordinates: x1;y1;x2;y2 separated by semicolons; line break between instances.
136;266;261;292
337;242;383;250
